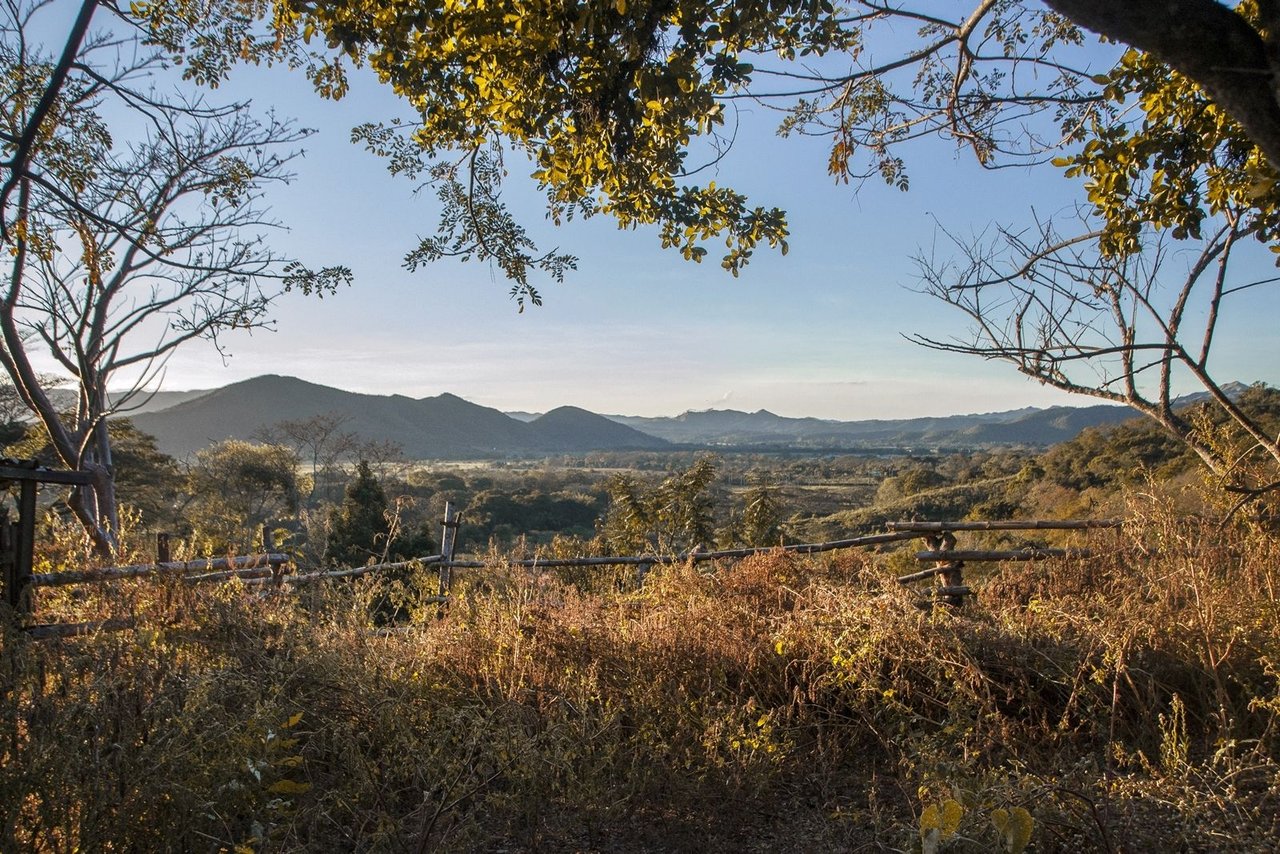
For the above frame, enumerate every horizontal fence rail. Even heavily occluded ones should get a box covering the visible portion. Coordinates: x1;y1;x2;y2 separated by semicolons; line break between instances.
246;531;929;587
30;554;291;588
887;519;1122;532
435;531;925;570
10;513;1122;635
914;548;1096;562
271;555;445;585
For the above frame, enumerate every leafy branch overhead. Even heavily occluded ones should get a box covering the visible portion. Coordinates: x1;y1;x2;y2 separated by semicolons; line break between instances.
121;0;1280;303
135;0;1120;292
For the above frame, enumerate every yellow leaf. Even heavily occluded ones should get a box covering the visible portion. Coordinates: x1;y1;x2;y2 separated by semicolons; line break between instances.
615;0;627;13
1006;807;1034;853
282;712;304;729
267;779;312;795
993;806;1034;853
940;799;963;838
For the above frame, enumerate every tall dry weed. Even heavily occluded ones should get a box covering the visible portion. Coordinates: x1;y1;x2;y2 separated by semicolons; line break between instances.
2;499;1279;850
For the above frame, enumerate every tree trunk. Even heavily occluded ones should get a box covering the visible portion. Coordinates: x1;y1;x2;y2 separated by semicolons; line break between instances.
1045;0;1280;170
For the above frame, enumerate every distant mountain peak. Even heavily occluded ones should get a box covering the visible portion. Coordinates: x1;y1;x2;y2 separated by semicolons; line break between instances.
132;375;667;458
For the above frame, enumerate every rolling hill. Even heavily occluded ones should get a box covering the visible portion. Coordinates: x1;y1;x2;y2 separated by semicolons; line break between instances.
131;376;670;458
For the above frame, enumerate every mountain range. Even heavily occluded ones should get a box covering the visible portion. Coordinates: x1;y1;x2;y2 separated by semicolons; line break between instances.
605;404;1141;447
132;376;668;458
119;374;1174;460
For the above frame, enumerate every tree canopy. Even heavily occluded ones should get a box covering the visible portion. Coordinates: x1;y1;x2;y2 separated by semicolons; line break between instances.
139;0;1109;303
185;439;300;551
135;1;1280;286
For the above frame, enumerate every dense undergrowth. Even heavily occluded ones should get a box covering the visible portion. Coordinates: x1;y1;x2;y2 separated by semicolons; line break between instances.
3;500;1279;852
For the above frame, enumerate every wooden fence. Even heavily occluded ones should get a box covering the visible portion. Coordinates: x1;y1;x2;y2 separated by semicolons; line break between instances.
0;460;94;614
6;499;1123;636
884;518;1121;607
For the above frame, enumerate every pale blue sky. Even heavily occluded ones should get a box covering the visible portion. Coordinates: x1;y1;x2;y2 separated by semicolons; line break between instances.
96;38;1280;420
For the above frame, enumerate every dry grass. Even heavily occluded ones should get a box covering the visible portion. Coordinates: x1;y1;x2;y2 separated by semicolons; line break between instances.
3;500;1280;851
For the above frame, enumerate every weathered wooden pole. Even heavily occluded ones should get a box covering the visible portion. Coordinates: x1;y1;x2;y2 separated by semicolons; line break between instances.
7;481;38;615
888;519;1120;532
925;530;966;608
1;510;16;613
437;502;460;598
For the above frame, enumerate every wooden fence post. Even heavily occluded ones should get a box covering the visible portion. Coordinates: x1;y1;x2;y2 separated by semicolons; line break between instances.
156;532;171;564
437;501;460;599
1;510;16;613
261;524;287;589
7;481;37;616
925;529;966;608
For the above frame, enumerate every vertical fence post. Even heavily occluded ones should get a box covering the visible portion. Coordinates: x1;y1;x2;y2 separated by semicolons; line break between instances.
1;509;15;613
8;480;37;616
261;524;285;589
156;532;171;564
438;501;460;599
925;530;965;608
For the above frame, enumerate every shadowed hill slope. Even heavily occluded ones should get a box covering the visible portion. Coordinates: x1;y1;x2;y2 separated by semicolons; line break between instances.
526;406;674;452
132;376;668;458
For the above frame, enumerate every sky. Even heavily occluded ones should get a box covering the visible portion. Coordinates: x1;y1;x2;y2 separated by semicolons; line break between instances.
51;11;1280;420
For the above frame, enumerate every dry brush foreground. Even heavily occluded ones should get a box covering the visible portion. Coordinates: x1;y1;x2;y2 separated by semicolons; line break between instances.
2;504;1280;852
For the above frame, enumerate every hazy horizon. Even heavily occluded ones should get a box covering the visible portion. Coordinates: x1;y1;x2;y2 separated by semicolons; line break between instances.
105;372;1142;423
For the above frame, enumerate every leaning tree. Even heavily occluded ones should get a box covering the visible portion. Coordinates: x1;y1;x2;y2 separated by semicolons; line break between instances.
0;0;348;554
